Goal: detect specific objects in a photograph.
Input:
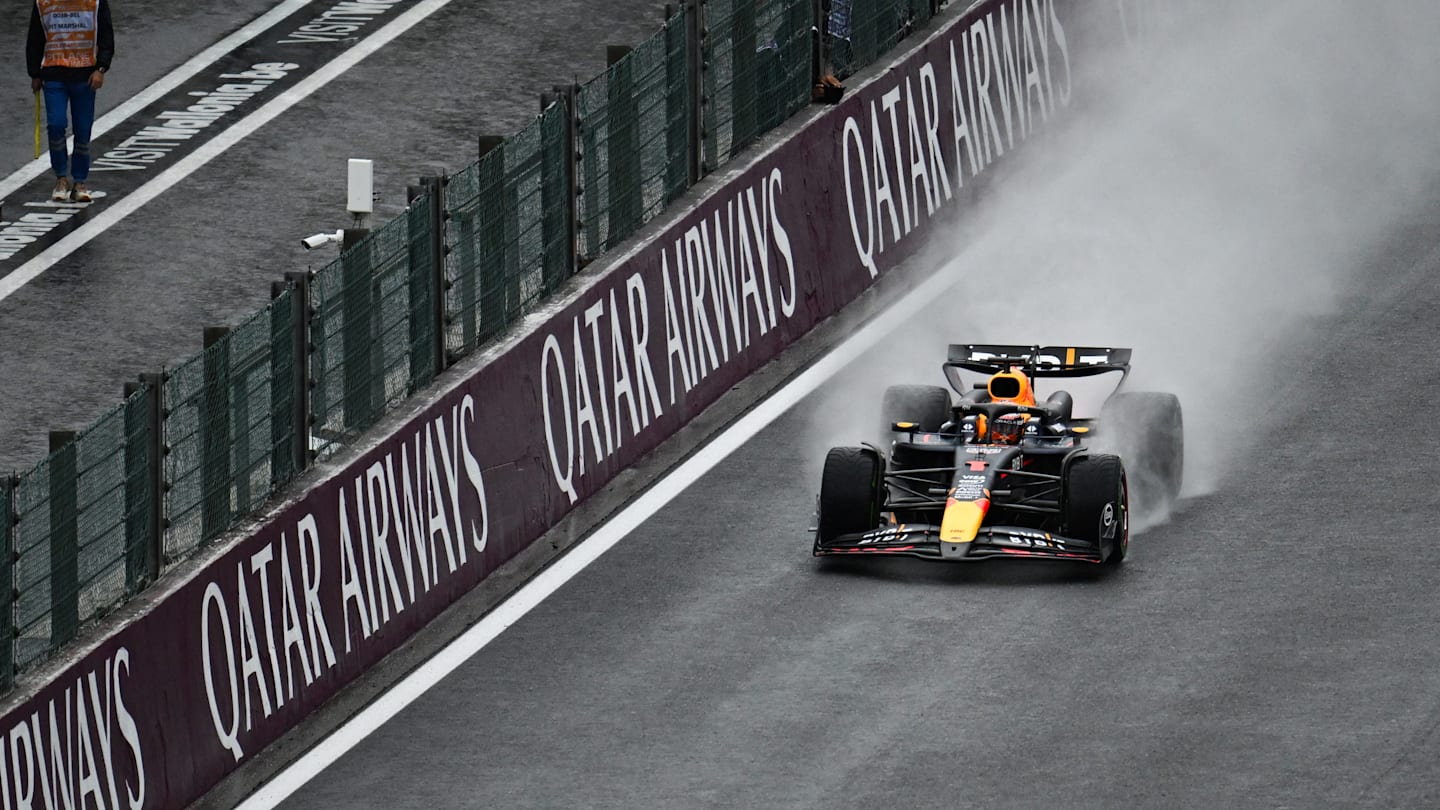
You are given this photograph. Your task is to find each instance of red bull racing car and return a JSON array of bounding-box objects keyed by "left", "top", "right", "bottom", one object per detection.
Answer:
[{"left": 813, "top": 344, "right": 1183, "bottom": 565}]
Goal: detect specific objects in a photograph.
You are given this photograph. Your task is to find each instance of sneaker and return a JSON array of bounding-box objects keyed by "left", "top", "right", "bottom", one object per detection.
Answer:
[
  {"left": 72, "top": 183, "right": 92, "bottom": 203},
  {"left": 51, "top": 178, "right": 71, "bottom": 202}
]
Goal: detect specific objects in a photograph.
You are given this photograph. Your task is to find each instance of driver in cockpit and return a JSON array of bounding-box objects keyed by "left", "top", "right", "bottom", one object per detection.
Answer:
[
  {"left": 955, "top": 367, "right": 1069, "bottom": 443},
  {"left": 984, "top": 368, "right": 1034, "bottom": 444}
]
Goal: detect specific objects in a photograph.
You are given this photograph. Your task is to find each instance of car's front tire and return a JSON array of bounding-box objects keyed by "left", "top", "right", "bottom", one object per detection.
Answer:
[
  {"left": 817, "top": 446, "right": 884, "bottom": 545},
  {"left": 1064, "top": 454, "right": 1128, "bottom": 564}
]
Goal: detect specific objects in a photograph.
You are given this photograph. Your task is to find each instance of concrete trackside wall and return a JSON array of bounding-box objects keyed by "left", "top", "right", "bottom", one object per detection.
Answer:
[{"left": 0, "top": 1, "right": 1153, "bottom": 806}]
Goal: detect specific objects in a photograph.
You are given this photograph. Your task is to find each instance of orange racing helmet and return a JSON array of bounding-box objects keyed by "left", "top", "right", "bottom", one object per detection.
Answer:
[{"left": 987, "top": 367, "right": 1036, "bottom": 406}]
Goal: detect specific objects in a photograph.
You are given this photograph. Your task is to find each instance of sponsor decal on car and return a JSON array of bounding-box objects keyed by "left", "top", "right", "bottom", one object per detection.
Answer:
[
  {"left": 950, "top": 473, "right": 987, "bottom": 501},
  {"left": 996, "top": 528, "right": 1068, "bottom": 549},
  {"left": 858, "top": 525, "right": 911, "bottom": 544}
]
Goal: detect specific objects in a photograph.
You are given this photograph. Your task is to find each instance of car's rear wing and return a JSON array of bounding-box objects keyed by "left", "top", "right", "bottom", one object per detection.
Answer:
[{"left": 946, "top": 344, "right": 1132, "bottom": 378}]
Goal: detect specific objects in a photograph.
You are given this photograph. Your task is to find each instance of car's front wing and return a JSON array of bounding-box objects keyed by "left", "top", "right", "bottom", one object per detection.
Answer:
[{"left": 814, "top": 524, "right": 1103, "bottom": 563}]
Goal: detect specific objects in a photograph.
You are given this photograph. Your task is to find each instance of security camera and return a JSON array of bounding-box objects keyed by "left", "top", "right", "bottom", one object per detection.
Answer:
[{"left": 300, "top": 230, "right": 345, "bottom": 250}]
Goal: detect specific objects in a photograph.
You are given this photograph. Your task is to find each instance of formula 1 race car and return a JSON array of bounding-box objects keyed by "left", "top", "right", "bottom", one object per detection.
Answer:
[{"left": 813, "top": 344, "right": 1183, "bottom": 564}]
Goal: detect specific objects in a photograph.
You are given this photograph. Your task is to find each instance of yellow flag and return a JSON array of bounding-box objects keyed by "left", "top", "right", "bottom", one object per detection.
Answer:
[{"left": 34, "top": 91, "right": 42, "bottom": 159}]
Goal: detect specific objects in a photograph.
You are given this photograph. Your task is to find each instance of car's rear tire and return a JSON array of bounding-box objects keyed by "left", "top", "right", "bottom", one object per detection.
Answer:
[
  {"left": 1065, "top": 454, "right": 1128, "bottom": 565},
  {"left": 817, "top": 447, "right": 884, "bottom": 544},
  {"left": 1100, "top": 392, "right": 1183, "bottom": 514},
  {"left": 881, "top": 385, "right": 951, "bottom": 435}
]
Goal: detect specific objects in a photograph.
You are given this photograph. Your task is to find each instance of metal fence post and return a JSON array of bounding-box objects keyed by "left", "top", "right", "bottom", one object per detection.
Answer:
[
  {"left": 282, "top": 273, "right": 312, "bottom": 477},
  {"left": 138, "top": 372, "right": 167, "bottom": 567},
  {"left": 427, "top": 176, "right": 448, "bottom": 375},
  {"left": 558, "top": 83, "right": 581, "bottom": 278},
  {"left": 813, "top": 0, "right": 826, "bottom": 83},
  {"left": 269, "top": 280, "right": 295, "bottom": 490},
  {"left": 269, "top": 280, "right": 299, "bottom": 491},
  {"left": 200, "top": 327, "right": 231, "bottom": 543},
  {"left": 122, "top": 379, "right": 161, "bottom": 591},
  {"left": 407, "top": 176, "right": 447, "bottom": 391},
  {"left": 47, "top": 430, "right": 78, "bottom": 646},
  {"left": 340, "top": 228, "right": 375, "bottom": 432},
  {"left": 0, "top": 475, "right": 15, "bottom": 693},
  {"left": 475, "top": 136, "right": 508, "bottom": 344}
]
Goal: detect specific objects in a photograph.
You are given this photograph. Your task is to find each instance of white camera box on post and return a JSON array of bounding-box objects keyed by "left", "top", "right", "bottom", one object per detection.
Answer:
[{"left": 347, "top": 158, "right": 374, "bottom": 216}]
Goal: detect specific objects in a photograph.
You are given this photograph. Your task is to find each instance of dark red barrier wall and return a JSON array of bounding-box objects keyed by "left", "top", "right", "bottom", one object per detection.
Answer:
[{"left": 0, "top": 1, "right": 1145, "bottom": 805}]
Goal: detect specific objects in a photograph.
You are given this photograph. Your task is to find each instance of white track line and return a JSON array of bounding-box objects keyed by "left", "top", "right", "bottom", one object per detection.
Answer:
[
  {"left": 235, "top": 262, "right": 960, "bottom": 808},
  {"left": 0, "top": 0, "right": 311, "bottom": 203},
  {"left": 0, "top": 0, "right": 460, "bottom": 303}
]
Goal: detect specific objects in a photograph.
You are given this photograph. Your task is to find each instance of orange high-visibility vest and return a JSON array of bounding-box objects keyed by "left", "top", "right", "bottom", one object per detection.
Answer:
[{"left": 36, "top": 0, "right": 100, "bottom": 70}]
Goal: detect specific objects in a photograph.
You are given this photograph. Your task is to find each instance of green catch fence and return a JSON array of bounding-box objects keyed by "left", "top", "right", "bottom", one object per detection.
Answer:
[
  {"left": 443, "top": 99, "right": 570, "bottom": 360},
  {"left": 701, "top": 0, "right": 814, "bottom": 171},
  {"left": 311, "top": 193, "right": 441, "bottom": 450},
  {"left": 577, "top": 7, "right": 692, "bottom": 260},
  {"left": 0, "top": 0, "right": 952, "bottom": 694},
  {"left": 10, "top": 387, "right": 153, "bottom": 671},
  {"left": 165, "top": 291, "right": 299, "bottom": 557},
  {"left": 826, "top": 0, "right": 935, "bottom": 78}
]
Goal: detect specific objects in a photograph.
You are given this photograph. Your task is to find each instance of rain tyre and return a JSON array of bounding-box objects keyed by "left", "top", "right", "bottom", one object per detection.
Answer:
[
  {"left": 881, "top": 385, "right": 951, "bottom": 434},
  {"left": 817, "top": 447, "right": 883, "bottom": 545},
  {"left": 1065, "top": 454, "right": 1128, "bottom": 565}
]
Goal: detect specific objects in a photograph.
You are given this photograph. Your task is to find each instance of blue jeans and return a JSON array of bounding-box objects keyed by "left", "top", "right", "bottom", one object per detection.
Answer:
[{"left": 43, "top": 80, "right": 97, "bottom": 184}]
